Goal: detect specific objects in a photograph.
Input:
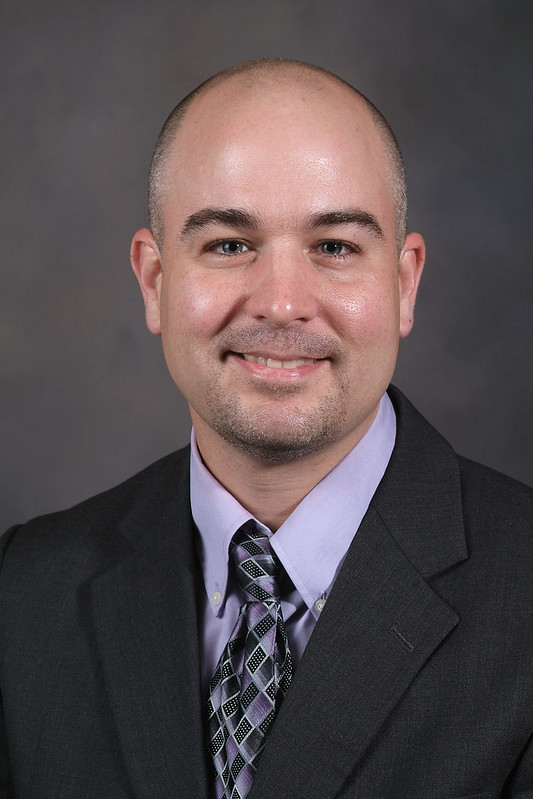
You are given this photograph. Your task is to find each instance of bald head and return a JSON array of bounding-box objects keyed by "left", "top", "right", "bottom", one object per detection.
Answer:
[{"left": 148, "top": 58, "right": 407, "bottom": 252}]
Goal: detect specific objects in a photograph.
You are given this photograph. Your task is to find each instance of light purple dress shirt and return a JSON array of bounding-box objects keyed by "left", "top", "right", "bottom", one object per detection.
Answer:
[{"left": 190, "top": 393, "right": 396, "bottom": 693}]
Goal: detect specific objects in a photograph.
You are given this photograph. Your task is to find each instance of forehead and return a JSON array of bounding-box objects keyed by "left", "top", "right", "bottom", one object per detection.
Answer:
[{"left": 162, "top": 76, "right": 395, "bottom": 234}]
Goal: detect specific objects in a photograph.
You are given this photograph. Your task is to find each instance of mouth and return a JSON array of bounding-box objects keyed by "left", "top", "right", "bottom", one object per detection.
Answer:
[{"left": 240, "top": 353, "right": 320, "bottom": 370}]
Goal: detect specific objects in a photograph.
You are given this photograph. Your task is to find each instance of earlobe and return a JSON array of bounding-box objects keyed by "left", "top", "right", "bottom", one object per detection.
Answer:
[
  {"left": 398, "top": 232, "right": 426, "bottom": 338},
  {"left": 130, "top": 228, "right": 163, "bottom": 336}
]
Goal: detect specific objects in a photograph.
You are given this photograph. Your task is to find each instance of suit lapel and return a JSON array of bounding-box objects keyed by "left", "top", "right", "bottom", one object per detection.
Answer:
[
  {"left": 249, "top": 509, "right": 460, "bottom": 799},
  {"left": 249, "top": 388, "right": 468, "bottom": 799},
  {"left": 89, "top": 450, "right": 209, "bottom": 798}
]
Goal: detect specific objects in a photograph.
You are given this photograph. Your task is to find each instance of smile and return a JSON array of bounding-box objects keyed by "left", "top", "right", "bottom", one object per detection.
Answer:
[{"left": 241, "top": 354, "right": 319, "bottom": 369}]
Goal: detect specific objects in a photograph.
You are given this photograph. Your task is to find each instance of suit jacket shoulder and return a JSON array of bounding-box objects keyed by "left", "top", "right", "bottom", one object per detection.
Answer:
[
  {"left": 457, "top": 453, "right": 532, "bottom": 532},
  {"left": 0, "top": 445, "right": 192, "bottom": 583}
]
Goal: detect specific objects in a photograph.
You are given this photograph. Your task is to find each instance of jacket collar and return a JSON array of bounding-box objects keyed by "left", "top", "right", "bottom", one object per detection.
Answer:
[{"left": 375, "top": 385, "right": 467, "bottom": 577}]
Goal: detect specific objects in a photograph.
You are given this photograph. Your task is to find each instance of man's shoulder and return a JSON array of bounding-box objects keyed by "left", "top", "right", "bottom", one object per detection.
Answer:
[
  {"left": 386, "top": 385, "right": 532, "bottom": 554},
  {"left": 0, "top": 446, "right": 191, "bottom": 577},
  {"left": 390, "top": 385, "right": 532, "bottom": 503},
  {"left": 457, "top": 454, "right": 533, "bottom": 532}
]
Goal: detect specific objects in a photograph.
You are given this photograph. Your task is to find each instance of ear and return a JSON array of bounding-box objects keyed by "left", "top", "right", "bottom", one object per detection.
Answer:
[
  {"left": 130, "top": 228, "right": 163, "bottom": 336},
  {"left": 398, "top": 232, "right": 426, "bottom": 338}
]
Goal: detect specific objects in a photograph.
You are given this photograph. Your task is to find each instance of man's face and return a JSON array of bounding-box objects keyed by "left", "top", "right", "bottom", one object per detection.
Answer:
[{"left": 132, "top": 78, "right": 424, "bottom": 464}]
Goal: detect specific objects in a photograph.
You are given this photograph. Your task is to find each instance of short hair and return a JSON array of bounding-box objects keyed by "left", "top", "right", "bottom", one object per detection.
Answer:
[{"left": 148, "top": 58, "right": 407, "bottom": 252}]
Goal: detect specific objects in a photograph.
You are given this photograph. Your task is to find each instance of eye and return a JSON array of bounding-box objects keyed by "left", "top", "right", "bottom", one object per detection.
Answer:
[
  {"left": 215, "top": 240, "right": 249, "bottom": 255},
  {"left": 319, "top": 241, "right": 350, "bottom": 256}
]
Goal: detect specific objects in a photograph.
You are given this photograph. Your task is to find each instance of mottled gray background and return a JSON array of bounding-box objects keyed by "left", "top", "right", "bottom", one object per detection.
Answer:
[{"left": 2, "top": 0, "right": 532, "bottom": 529}]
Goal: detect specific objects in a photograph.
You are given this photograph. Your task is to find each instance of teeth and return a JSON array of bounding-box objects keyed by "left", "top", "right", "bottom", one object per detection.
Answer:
[{"left": 242, "top": 354, "right": 316, "bottom": 369}]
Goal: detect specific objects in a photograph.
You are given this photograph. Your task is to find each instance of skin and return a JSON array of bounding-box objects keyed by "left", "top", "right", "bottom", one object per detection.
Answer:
[{"left": 131, "top": 71, "right": 425, "bottom": 531}]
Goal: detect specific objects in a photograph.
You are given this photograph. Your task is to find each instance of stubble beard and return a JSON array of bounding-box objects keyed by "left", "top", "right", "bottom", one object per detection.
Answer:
[
  {"left": 204, "top": 375, "right": 350, "bottom": 463},
  {"left": 191, "top": 323, "right": 356, "bottom": 462}
]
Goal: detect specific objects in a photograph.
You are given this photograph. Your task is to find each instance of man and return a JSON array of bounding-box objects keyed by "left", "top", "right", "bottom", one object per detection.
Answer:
[{"left": 0, "top": 59, "right": 531, "bottom": 798}]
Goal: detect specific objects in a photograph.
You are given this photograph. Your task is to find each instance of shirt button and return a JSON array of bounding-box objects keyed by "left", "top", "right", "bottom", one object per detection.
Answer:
[
  {"left": 212, "top": 591, "right": 222, "bottom": 606},
  {"left": 315, "top": 598, "right": 326, "bottom": 613}
]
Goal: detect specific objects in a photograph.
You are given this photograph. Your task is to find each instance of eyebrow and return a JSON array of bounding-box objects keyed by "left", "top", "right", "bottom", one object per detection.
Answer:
[
  {"left": 304, "top": 209, "right": 385, "bottom": 241},
  {"left": 180, "top": 208, "right": 260, "bottom": 238},
  {"left": 180, "top": 206, "right": 385, "bottom": 242}
]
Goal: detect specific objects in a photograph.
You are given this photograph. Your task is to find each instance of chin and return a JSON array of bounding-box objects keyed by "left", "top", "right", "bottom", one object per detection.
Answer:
[{"left": 211, "top": 411, "right": 346, "bottom": 464}]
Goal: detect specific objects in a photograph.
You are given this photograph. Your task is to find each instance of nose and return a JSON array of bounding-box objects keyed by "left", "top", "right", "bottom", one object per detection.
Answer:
[{"left": 245, "top": 245, "right": 318, "bottom": 326}]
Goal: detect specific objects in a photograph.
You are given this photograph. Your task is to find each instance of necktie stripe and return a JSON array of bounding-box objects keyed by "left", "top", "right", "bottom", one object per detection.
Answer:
[{"left": 207, "top": 520, "right": 293, "bottom": 799}]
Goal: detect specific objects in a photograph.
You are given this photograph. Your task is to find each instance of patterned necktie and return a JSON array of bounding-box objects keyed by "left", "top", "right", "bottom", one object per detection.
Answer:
[{"left": 207, "top": 520, "right": 293, "bottom": 799}]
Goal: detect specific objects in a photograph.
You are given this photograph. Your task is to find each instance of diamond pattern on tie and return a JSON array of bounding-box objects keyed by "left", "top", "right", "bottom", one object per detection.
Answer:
[{"left": 207, "top": 520, "right": 293, "bottom": 799}]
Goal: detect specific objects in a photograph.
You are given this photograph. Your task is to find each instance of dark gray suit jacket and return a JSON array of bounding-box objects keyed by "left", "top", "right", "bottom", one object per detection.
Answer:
[{"left": 0, "top": 388, "right": 532, "bottom": 798}]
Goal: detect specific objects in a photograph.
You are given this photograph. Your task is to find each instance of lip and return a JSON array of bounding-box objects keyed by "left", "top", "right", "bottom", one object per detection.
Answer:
[
  {"left": 227, "top": 351, "right": 327, "bottom": 379},
  {"left": 242, "top": 353, "right": 319, "bottom": 369}
]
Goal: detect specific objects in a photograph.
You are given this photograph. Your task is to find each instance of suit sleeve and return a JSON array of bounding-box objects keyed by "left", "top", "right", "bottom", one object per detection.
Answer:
[
  {"left": 0, "top": 527, "right": 20, "bottom": 798},
  {"left": 0, "top": 696, "right": 14, "bottom": 798},
  {"left": 503, "top": 731, "right": 533, "bottom": 797}
]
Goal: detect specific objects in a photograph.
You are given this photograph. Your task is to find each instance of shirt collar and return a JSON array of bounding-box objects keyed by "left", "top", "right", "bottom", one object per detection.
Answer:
[{"left": 190, "top": 393, "right": 396, "bottom": 617}]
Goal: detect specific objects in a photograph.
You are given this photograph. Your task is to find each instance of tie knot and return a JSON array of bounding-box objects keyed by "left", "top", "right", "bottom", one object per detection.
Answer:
[{"left": 231, "top": 521, "right": 281, "bottom": 604}]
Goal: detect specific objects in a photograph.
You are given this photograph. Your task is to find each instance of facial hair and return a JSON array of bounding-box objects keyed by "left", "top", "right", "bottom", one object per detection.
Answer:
[{"left": 204, "top": 324, "right": 350, "bottom": 462}]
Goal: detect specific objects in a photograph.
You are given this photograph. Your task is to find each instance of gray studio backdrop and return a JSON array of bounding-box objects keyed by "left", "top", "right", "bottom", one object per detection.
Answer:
[{"left": 2, "top": 0, "right": 532, "bottom": 530}]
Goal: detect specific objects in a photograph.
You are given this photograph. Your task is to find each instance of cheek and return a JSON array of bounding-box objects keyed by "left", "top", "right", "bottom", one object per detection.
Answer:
[
  {"left": 160, "top": 272, "right": 236, "bottom": 343},
  {"left": 326, "top": 279, "right": 400, "bottom": 343}
]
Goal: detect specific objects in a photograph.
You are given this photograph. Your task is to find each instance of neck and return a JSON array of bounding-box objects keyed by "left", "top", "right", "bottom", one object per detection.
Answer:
[{"left": 192, "top": 413, "right": 377, "bottom": 532}]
